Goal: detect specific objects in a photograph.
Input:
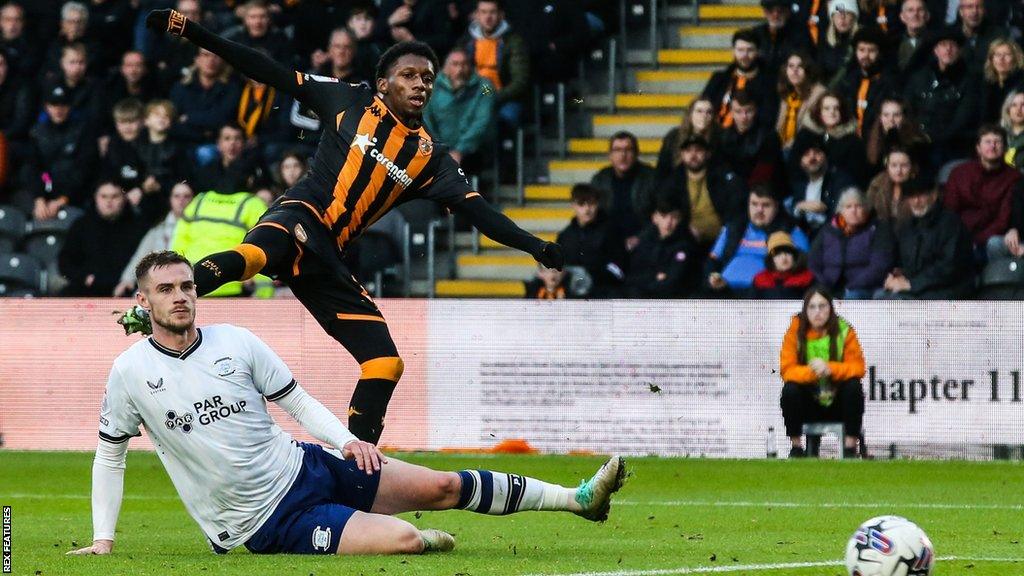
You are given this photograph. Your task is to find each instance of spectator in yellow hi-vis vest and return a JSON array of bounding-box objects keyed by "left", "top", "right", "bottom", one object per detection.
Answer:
[
  {"left": 779, "top": 286, "right": 866, "bottom": 458},
  {"left": 171, "top": 187, "right": 271, "bottom": 297}
]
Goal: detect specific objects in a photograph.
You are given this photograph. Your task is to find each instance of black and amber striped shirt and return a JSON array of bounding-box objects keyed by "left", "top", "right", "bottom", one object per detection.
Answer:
[{"left": 282, "top": 74, "right": 475, "bottom": 252}]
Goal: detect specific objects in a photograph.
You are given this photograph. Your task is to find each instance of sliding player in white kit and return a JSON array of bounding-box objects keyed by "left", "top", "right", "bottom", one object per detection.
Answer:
[{"left": 68, "top": 251, "right": 626, "bottom": 556}]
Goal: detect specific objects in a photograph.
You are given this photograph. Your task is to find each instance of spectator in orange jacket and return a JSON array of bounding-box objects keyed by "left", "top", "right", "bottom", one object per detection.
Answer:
[{"left": 779, "top": 286, "right": 866, "bottom": 457}]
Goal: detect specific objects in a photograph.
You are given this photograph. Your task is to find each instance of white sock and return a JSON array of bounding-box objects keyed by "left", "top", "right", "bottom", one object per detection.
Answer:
[{"left": 456, "top": 470, "right": 578, "bottom": 515}]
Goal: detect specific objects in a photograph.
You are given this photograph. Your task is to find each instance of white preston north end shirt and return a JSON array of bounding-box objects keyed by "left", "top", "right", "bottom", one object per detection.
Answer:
[{"left": 98, "top": 324, "right": 305, "bottom": 550}]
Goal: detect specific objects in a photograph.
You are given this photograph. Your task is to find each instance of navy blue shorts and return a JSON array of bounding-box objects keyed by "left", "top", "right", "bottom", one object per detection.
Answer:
[{"left": 244, "top": 442, "right": 381, "bottom": 554}]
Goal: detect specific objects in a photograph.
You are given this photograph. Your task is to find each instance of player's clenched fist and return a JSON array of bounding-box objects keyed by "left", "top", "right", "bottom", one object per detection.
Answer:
[
  {"left": 145, "top": 9, "right": 188, "bottom": 36},
  {"left": 536, "top": 241, "right": 565, "bottom": 271},
  {"left": 342, "top": 439, "right": 388, "bottom": 474}
]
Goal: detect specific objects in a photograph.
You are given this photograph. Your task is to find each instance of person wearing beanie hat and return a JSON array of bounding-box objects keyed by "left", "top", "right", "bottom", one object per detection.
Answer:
[
  {"left": 752, "top": 231, "right": 815, "bottom": 298},
  {"left": 751, "top": 0, "right": 813, "bottom": 81},
  {"left": 904, "top": 21, "right": 979, "bottom": 167},
  {"left": 818, "top": 0, "right": 860, "bottom": 81},
  {"left": 878, "top": 175, "right": 975, "bottom": 299},
  {"left": 831, "top": 26, "right": 897, "bottom": 137}
]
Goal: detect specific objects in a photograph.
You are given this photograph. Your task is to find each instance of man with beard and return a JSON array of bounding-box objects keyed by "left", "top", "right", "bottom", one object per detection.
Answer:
[
  {"left": 73, "top": 251, "right": 625, "bottom": 556},
  {"left": 138, "top": 8, "right": 562, "bottom": 445},
  {"left": 831, "top": 27, "right": 897, "bottom": 136},
  {"left": 702, "top": 29, "right": 776, "bottom": 128}
]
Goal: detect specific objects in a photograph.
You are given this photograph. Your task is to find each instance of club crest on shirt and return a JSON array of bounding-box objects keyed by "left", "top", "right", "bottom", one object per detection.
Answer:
[
  {"left": 214, "top": 357, "right": 235, "bottom": 377},
  {"left": 294, "top": 223, "right": 308, "bottom": 244},
  {"left": 418, "top": 138, "right": 433, "bottom": 156},
  {"left": 312, "top": 525, "right": 332, "bottom": 551}
]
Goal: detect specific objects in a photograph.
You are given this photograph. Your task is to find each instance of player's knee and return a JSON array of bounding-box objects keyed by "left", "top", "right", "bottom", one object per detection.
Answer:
[
  {"left": 360, "top": 356, "right": 404, "bottom": 383},
  {"left": 432, "top": 472, "right": 462, "bottom": 507},
  {"left": 393, "top": 523, "right": 425, "bottom": 554}
]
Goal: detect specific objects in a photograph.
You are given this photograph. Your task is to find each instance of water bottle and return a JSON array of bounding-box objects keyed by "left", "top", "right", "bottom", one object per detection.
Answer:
[
  {"left": 766, "top": 426, "right": 778, "bottom": 458},
  {"left": 818, "top": 377, "right": 834, "bottom": 408}
]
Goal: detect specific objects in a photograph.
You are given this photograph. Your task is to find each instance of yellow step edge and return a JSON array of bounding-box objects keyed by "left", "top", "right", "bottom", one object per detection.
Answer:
[
  {"left": 593, "top": 114, "right": 680, "bottom": 126},
  {"left": 679, "top": 25, "right": 741, "bottom": 35},
  {"left": 481, "top": 231, "right": 558, "bottom": 248},
  {"left": 503, "top": 207, "right": 575, "bottom": 220},
  {"left": 548, "top": 160, "right": 605, "bottom": 170},
  {"left": 698, "top": 5, "right": 763, "bottom": 19},
  {"left": 615, "top": 94, "right": 695, "bottom": 108},
  {"left": 435, "top": 280, "right": 525, "bottom": 297},
  {"left": 658, "top": 49, "right": 733, "bottom": 65},
  {"left": 458, "top": 254, "right": 538, "bottom": 266},
  {"left": 569, "top": 138, "right": 662, "bottom": 154},
  {"left": 525, "top": 185, "right": 573, "bottom": 200},
  {"left": 635, "top": 70, "right": 712, "bottom": 81}
]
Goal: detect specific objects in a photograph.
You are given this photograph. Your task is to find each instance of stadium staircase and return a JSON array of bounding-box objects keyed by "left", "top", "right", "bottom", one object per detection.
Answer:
[{"left": 433, "top": 0, "right": 764, "bottom": 298}]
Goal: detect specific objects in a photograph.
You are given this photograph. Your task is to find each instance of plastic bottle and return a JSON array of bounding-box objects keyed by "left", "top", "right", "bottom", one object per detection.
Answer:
[{"left": 766, "top": 426, "right": 778, "bottom": 458}]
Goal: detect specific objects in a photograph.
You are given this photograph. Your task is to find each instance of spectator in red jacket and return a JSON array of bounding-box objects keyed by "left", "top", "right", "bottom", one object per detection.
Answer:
[
  {"left": 943, "top": 124, "right": 1023, "bottom": 264},
  {"left": 752, "top": 230, "right": 815, "bottom": 298}
]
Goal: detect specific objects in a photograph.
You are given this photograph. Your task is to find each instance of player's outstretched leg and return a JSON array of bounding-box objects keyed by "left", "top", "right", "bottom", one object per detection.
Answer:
[
  {"left": 336, "top": 511, "right": 454, "bottom": 554},
  {"left": 193, "top": 223, "right": 293, "bottom": 296},
  {"left": 371, "top": 455, "right": 627, "bottom": 522}
]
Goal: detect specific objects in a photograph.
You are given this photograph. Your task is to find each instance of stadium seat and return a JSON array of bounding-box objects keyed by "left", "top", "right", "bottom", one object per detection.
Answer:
[
  {"left": 28, "top": 205, "right": 84, "bottom": 235},
  {"left": 0, "top": 283, "right": 37, "bottom": 297},
  {"left": 802, "top": 422, "right": 845, "bottom": 459},
  {"left": 0, "top": 252, "right": 43, "bottom": 294},
  {"left": 0, "top": 204, "right": 27, "bottom": 248},
  {"left": 22, "top": 233, "right": 64, "bottom": 267}
]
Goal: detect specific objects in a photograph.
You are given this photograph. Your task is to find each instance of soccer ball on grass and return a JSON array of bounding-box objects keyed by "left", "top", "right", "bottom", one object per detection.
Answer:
[{"left": 845, "top": 515, "right": 934, "bottom": 576}]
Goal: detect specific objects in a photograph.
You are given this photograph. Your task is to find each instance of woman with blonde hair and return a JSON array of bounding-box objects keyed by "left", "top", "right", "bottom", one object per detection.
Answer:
[
  {"left": 817, "top": 0, "right": 860, "bottom": 81},
  {"left": 655, "top": 98, "right": 720, "bottom": 178},
  {"left": 776, "top": 51, "right": 826, "bottom": 152},
  {"left": 779, "top": 286, "right": 866, "bottom": 458},
  {"left": 981, "top": 39, "right": 1024, "bottom": 124},
  {"left": 1002, "top": 91, "right": 1024, "bottom": 165}
]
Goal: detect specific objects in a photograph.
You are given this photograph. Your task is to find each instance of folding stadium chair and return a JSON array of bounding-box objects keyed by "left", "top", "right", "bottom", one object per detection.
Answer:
[
  {"left": 0, "top": 252, "right": 42, "bottom": 295},
  {"left": 22, "top": 233, "right": 64, "bottom": 269},
  {"left": 0, "top": 204, "right": 27, "bottom": 248}
]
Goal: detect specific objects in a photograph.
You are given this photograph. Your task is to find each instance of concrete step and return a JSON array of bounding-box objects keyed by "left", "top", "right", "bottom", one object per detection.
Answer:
[
  {"left": 435, "top": 279, "right": 526, "bottom": 298},
  {"left": 592, "top": 114, "right": 679, "bottom": 138},
  {"left": 616, "top": 93, "right": 695, "bottom": 109},
  {"left": 502, "top": 206, "right": 574, "bottom": 231},
  {"left": 569, "top": 137, "right": 662, "bottom": 154},
  {"left": 678, "top": 25, "right": 740, "bottom": 48},
  {"left": 635, "top": 69, "right": 711, "bottom": 94},
  {"left": 481, "top": 230, "right": 557, "bottom": 249},
  {"left": 547, "top": 159, "right": 606, "bottom": 184},
  {"left": 698, "top": 4, "right": 762, "bottom": 21},
  {"left": 525, "top": 184, "right": 573, "bottom": 201},
  {"left": 658, "top": 48, "right": 732, "bottom": 65},
  {"left": 456, "top": 252, "right": 538, "bottom": 280}
]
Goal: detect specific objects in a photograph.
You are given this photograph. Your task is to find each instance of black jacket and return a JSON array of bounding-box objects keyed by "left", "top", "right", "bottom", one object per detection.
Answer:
[
  {"left": 136, "top": 135, "right": 190, "bottom": 195},
  {"left": 625, "top": 225, "right": 701, "bottom": 298},
  {"left": 26, "top": 117, "right": 97, "bottom": 206},
  {"left": 101, "top": 134, "right": 144, "bottom": 191},
  {"left": 831, "top": 65, "right": 899, "bottom": 136},
  {"left": 0, "top": 75, "right": 35, "bottom": 141},
  {"left": 749, "top": 21, "right": 814, "bottom": 82},
  {"left": 893, "top": 202, "right": 975, "bottom": 299},
  {"left": 903, "top": 58, "right": 979, "bottom": 157},
  {"left": 701, "top": 64, "right": 778, "bottom": 127},
  {"left": 58, "top": 206, "right": 148, "bottom": 296},
  {"left": 556, "top": 210, "right": 626, "bottom": 296},
  {"left": 718, "top": 123, "right": 785, "bottom": 189},
  {"left": 190, "top": 152, "right": 266, "bottom": 194},
  {"left": 785, "top": 165, "right": 858, "bottom": 236},
  {"left": 980, "top": 70, "right": 1024, "bottom": 126}
]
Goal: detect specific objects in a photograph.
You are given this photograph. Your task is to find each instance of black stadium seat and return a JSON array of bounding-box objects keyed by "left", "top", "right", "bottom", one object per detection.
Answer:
[
  {"left": 0, "top": 205, "right": 27, "bottom": 248},
  {"left": 0, "top": 253, "right": 42, "bottom": 295},
  {"left": 28, "top": 205, "right": 84, "bottom": 236},
  {"left": 23, "top": 233, "right": 64, "bottom": 267}
]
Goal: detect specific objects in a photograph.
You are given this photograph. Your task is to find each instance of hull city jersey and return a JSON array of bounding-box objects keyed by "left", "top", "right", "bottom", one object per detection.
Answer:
[
  {"left": 98, "top": 324, "right": 304, "bottom": 550},
  {"left": 282, "top": 76, "right": 477, "bottom": 252}
]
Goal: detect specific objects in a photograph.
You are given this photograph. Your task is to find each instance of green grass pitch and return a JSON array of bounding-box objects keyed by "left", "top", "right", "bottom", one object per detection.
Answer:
[{"left": 2, "top": 451, "right": 1023, "bottom": 575}]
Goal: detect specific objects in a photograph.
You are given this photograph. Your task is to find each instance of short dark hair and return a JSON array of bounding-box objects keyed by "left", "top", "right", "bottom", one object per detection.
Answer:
[
  {"left": 135, "top": 250, "right": 192, "bottom": 286},
  {"left": 750, "top": 183, "right": 778, "bottom": 201},
  {"left": 609, "top": 130, "right": 639, "bottom": 152},
  {"left": 218, "top": 123, "right": 244, "bottom": 138},
  {"left": 348, "top": 1, "right": 378, "bottom": 18},
  {"left": 570, "top": 183, "right": 602, "bottom": 204},
  {"left": 977, "top": 123, "right": 1008, "bottom": 147},
  {"left": 732, "top": 28, "right": 759, "bottom": 49},
  {"left": 476, "top": 0, "right": 504, "bottom": 9},
  {"left": 376, "top": 41, "right": 440, "bottom": 81},
  {"left": 653, "top": 197, "right": 683, "bottom": 215},
  {"left": 730, "top": 90, "right": 758, "bottom": 109}
]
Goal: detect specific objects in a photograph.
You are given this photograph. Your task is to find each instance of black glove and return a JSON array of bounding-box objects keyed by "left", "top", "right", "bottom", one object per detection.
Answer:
[
  {"left": 146, "top": 9, "right": 188, "bottom": 36},
  {"left": 535, "top": 242, "right": 564, "bottom": 271}
]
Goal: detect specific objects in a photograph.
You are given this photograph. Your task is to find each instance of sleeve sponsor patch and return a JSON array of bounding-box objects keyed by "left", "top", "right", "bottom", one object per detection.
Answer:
[{"left": 304, "top": 73, "right": 340, "bottom": 83}]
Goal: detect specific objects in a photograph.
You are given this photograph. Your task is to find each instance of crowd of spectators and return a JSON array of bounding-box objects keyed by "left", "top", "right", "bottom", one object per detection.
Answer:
[
  {"left": 0, "top": 0, "right": 607, "bottom": 296},
  {"left": 534, "top": 0, "right": 1024, "bottom": 300}
]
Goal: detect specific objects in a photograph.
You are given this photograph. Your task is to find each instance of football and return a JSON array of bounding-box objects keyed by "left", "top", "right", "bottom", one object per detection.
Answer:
[{"left": 845, "top": 515, "right": 934, "bottom": 576}]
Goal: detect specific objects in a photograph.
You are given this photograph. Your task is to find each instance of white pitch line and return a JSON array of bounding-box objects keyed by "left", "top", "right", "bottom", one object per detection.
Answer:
[
  {"left": 521, "top": 556, "right": 1024, "bottom": 576},
  {"left": 0, "top": 493, "right": 178, "bottom": 500},
  {"left": 617, "top": 500, "right": 1024, "bottom": 511}
]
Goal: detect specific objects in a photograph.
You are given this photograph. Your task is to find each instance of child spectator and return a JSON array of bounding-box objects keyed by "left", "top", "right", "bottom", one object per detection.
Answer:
[
  {"left": 136, "top": 99, "right": 189, "bottom": 200},
  {"left": 524, "top": 263, "right": 568, "bottom": 299},
  {"left": 555, "top": 184, "right": 626, "bottom": 298},
  {"left": 624, "top": 199, "right": 701, "bottom": 298},
  {"left": 752, "top": 231, "right": 815, "bottom": 298}
]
